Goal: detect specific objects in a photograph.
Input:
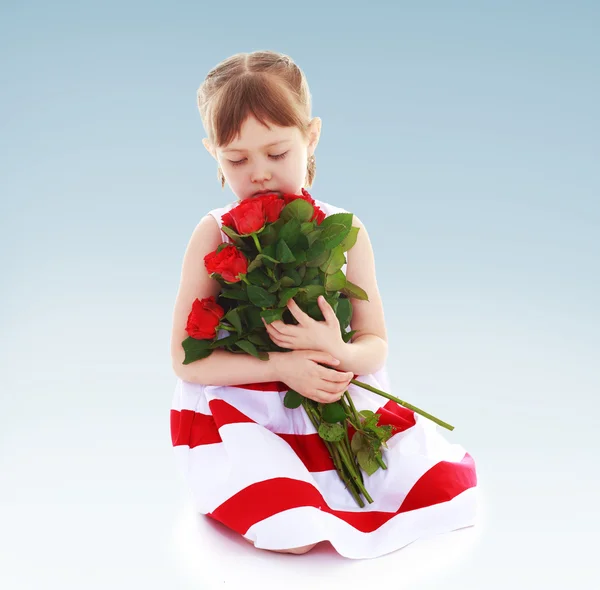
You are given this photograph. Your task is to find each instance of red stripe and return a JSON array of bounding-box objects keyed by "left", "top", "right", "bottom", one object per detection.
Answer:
[
  {"left": 170, "top": 398, "right": 416, "bottom": 471},
  {"left": 399, "top": 453, "right": 477, "bottom": 513},
  {"left": 170, "top": 409, "right": 222, "bottom": 446},
  {"left": 277, "top": 433, "right": 335, "bottom": 472},
  {"left": 209, "top": 453, "right": 476, "bottom": 535}
]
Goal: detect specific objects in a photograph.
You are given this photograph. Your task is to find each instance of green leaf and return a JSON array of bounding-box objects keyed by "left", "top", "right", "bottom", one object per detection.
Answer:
[
  {"left": 318, "top": 422, "right": 346, "bottom": 442},
  {"left": 182, "top": 337, "right": 213, "bottom": 364},
  {"left": 340, "top": 280, "right": 369, "bottom": 301},
  {"left": 357, "top": 448, "right": 380, "bottom": 476},
  {"left": 321, "top": 401, "right": 347, "bottom": 423},
  {"left": 301, "top": 267, "right": 319, "bottom": 284},
  {"left": 320, "top": 246, "right": 346, "bottom": 274},
  {"left": 342, "top": 329, "right": 358, "bottom": 343},
  {"left": 320, "top": 223, "right": 350, "bottom": 250},
  {"left": 287, "top": 248, "right": 306, "bottom": 266},
  {"left": 279, "top": 217, "right": 301, "bottom": 248},
  {"left": 220, "top": 225, "right": 246, "bottom": 247},
  {"left": 283, "top": 389, "right": 303, "bottom": 409},
  {"left": 351, "top": 431, "right": 368, "bottom": 454},
  {"left": 325, "top": 270, "right": 347, "bottom": 291},
  {"left": 235, "top": 339, "right": 262, "bottom": 358},
  {"left": 247, "top": 332, "right": 270, "bottom": 346},
  {"left": 301, "top": 284, "right": 326, "bottom": 302},
  {"left": 278, "top": 287, "right": 300, "bottom": 307},
  {"left": 280, "top": 269, "right": 303, "bottom": 287},
  {"left": 247, "top": 284, "right": 277, "bottom": 307},
  {"left": 281, "top": 198, "right": 314, "bottom": 223},
  {"left": 296, "top": 233, "right": 309, "bottom": 250},
  {"left": 305, "top": 301, "right": 323, "bottom": 321},
  {"left": 209, "top": 333, "right": 239, "bottom": 348},
  {"left": 261, "top": 243, "right": 278, "bottom": 269},
  {"left": 246, "top": 268, "right": 271, "bottom": 287},
  {"left": 245, "top": 307, "right": 265, "bottom": 330},
  {"left": 246, "top": 256, "right": 264, "bottom": 273},
  {"left": 276, "top": 239, "right": 296, "bottom": 263},
  {"left": 260, "top": 307, "right": 285, "bottom": 324},
  {"left": 305, "top": 228, "right": 321, "bottom": 247},
  {"left": 220, "top": 289, "right": 249, "bottom": 302},
  {"left": 339, "top": 225, "right": 359, "bottom": 252},
  {"left": 335, "top": 297, "right": 352, "bottom": 328},
  {"left": 267, "top": 279, "right": 282, "bottom": 293},
  {"left": 306, "top": 249, "right": 329, "bottom": 268},
  {"left": 258, "top": 223, "right": 278, "bottom": 246},
  {"left": 318, "top": 212, "right": 353, "bottom": 231},
  {"left": 224, "top": 308, "right": 242, "bottom": 335},
  {"left": 306, "top": 239, "right": 326, "bottom": 261},
  {"left": 300, "top": 221, "right": 315, "bottom": 234}
]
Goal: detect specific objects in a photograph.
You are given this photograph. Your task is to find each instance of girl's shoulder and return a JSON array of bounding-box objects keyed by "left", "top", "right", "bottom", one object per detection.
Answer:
[{"left": 206, "top": 200, "right": 237, "bottom": 228}]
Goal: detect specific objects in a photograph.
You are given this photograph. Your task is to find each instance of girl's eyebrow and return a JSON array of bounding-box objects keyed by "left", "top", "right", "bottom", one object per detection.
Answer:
[{"left": 223, "top": 140, "right": 288, "bottom": 153}]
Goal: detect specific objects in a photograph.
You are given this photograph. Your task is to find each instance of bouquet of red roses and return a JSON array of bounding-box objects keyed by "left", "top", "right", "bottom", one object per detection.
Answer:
[{"left": 181, "top": 189, "right": 453, "bottom": 507}]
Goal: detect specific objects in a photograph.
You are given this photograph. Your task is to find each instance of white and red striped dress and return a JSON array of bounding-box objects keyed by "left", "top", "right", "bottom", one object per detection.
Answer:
[{"left": 170, "top": 198, "right": 478, "bottom": 559}]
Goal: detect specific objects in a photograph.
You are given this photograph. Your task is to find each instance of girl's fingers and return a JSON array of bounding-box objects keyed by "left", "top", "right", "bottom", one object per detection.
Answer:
[
  {"left": 318, "top": 366, "right": 353, "bottom": 382},
  {"left": 287, "top": 298, "right": 311, "bottom": 324},
  {"left": 262, "top": 317, "right": 285, "bottom": 334},
  {"left": 315, "top": 389, "right": 344, "bottom": 403}
]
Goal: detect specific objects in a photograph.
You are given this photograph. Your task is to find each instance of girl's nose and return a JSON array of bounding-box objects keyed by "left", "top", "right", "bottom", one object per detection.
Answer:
[{"left": 251, "top": 166, "right": 272, "bottom": 183}]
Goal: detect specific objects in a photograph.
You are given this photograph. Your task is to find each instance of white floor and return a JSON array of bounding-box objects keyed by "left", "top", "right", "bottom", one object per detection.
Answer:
[{"left": 1, "top": 371, "right": 597, "bottom": 590}]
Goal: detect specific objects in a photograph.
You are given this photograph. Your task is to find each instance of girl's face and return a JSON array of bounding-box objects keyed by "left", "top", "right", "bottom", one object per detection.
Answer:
[{"left": 203, "top": 115, "right": 321, "bottom": 202}]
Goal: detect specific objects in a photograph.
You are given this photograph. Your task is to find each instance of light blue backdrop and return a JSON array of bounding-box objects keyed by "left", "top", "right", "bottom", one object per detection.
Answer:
[{"left": 1, "top": 1, "right": 598, "bottom": 588}]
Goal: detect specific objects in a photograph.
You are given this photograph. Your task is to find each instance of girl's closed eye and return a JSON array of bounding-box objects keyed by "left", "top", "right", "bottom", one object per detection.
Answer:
[{"left": 229, "top": 151, "right": 289, "bottom": 166}]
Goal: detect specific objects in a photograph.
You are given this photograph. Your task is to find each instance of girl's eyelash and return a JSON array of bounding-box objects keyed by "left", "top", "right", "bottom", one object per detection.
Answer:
[{"left": 229, "top": 151, "right": 289, "bottom": 166}]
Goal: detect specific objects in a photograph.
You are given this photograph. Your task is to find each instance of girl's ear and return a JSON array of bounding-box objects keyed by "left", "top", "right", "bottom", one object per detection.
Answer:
[
  {"left": 308, "top": 117, "right": 322, "bottom": 154},
  {"left": 202, "top": 138, "right": 217, "bottom": 160}
]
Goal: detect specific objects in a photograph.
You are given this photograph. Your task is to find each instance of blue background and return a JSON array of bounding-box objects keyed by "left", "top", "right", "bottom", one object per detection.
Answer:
[{"left": 1, "top": 1, "right": 598, "bottom": 588}]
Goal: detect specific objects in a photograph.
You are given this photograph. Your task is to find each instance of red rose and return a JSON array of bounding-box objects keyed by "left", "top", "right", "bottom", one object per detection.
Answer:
[
  {"left": 221, "top": 210, "right": 235, "bottom": 229},
  {"left": 260, "top": 193, "right": 286, "bottom": 222},
  {"left": 282, "top": 189, "right": 325, "bottom": 224},
  {"left": 222, "top": 198, "right": 265, "bottom": 235},
  {"left": 185, "top": 296, "right": 224, "bottom": 340},
  {"left": 313, "top": 206, "right": 326, "bottom": 225},
  {"left": 204, "top": 243, "right": 248, "bottom": 282}
]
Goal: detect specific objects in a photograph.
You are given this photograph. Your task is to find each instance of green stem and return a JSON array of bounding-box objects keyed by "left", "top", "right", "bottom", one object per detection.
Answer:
[
  {"left": 376, "top": 454, "right": 388, "bottom": 470},
  {"left": 350, "top": 379, "right": 455, "bottom": 431},
  {"left": 303, "top": 402, "right": 365, "bottom": 508},
  {"left": 343, "top": 391, "right": 362, "bottom": 425},
  {"left": 337, "top": 438, "right": 374, "bottom": 504},
  {"left": 251, "top": 232, "right": 262, "bottom": 253},
  {"left": 343, "top": 424, "right": 364, "bottom": 486},
  {"left": 331, "top": 443, "right": 364, "bottom": 508}
]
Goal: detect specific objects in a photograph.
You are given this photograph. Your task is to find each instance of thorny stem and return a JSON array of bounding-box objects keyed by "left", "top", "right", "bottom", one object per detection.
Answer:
[{"left": 350, "top": 379, "right": 455, "bottom": 431}]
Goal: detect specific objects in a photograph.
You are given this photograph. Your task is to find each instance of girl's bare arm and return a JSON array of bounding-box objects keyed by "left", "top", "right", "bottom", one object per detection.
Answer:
[
  {"left": 332, "top": 214, "right": 389, "bottom": 375},
  {"left": 169, "top": 215, "right": 338, "bottom": 387}
]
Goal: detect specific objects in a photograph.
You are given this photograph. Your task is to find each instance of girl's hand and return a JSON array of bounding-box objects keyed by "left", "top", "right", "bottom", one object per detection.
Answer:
[
  {"left": 271, "top": 349, "right": 354, "bottom": 404},
  {"left": 262, "top": 296, "right": 345, "bottom": 358}
]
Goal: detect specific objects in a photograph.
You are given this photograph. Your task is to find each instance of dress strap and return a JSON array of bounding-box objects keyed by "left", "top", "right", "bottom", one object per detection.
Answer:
[{"left": 207, "top": 201, "right": 237, "bottom": 243}]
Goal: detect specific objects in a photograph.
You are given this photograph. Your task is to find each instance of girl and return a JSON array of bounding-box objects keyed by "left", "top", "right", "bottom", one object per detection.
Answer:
[{"left": 170, "top": 50, "right": 478, "bottom": 559}]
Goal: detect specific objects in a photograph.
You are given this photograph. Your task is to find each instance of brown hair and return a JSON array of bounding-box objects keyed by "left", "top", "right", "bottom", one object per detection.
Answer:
[{"left": 197, "top": 51, "right": 316, "bottom": 187}]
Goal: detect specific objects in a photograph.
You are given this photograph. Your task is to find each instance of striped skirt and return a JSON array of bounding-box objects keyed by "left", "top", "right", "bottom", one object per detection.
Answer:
[{"left": 170, "top": 366, "right": 478, "bottom": 559}]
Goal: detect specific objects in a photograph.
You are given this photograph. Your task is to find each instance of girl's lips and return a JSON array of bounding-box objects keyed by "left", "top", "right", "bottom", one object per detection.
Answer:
[{"left": 254, "top": 190, "right": 280, "bottom": 196}]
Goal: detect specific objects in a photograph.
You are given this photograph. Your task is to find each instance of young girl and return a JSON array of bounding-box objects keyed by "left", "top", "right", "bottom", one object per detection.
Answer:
[{"left": 170, "top": 50, "right": 478, "bottom": 559}]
